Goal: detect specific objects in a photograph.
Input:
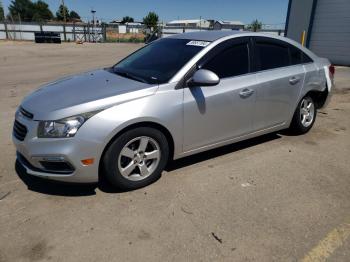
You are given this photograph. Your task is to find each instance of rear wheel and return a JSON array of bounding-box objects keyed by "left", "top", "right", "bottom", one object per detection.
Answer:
[
  {"left": 289, "top": 95, "right": 316, "bottom": 134},
  {"left": 103, "top": 127, "right": 169, "bottom": 190}
]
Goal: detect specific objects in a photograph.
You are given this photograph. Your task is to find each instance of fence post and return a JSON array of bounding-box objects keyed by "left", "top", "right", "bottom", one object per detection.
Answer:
[
  {"left": 301, "top": 30, "right": 306, "bottom": 46},
  {"left": 102, "top": 24, "right": 107, "bottom": 42},
  {"left": 63, "top": 23, "right": 67, "bottom": 42},
  {"left": 83, "top": 25, "right": 86, "bottom": 42},
  {"left": 4, "top": 20, "right": 9, "bottom": 40},
  {"left": 73, "top": 22, "right": 76, "bottom": 41},
  {"left": 87, "top": 23, "right": 91, "bottom": 42}
]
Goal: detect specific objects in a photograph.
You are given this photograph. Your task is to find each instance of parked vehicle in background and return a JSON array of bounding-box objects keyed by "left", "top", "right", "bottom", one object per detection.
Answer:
[{"left": 13, "top": 31, "right": 334, "bottom": 190}]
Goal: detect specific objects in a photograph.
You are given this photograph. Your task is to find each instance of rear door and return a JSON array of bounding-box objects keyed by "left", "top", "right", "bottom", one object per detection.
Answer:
[
  {"left": 252, "top": 37, "right": 305, "bottom": 131},
  {"left": 183, "top": 37, "right": 259, "bottom": 151}
]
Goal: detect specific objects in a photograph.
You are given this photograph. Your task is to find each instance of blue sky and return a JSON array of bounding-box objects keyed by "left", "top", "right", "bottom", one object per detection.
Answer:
[{"left": 3, "top": 0, "right": 289, "bottom": 26}]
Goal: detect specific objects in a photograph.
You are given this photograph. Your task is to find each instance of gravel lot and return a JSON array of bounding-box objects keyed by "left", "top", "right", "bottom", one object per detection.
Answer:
[{"left": 0, "top": 41, "right": 349, "bottom": 262}]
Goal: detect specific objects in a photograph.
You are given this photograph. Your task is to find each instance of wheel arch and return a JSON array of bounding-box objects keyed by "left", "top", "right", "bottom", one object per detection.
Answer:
[
  {"left": 304, "top": 88, "right": 329, "bottom": 109},
  {"left": 98, "top": 121, "right": 175, "bottom": 178}
]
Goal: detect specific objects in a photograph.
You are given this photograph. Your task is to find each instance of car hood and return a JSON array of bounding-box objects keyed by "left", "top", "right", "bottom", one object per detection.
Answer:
[{"left": 21, "top": 69, "right": 157, "bottom": 120}]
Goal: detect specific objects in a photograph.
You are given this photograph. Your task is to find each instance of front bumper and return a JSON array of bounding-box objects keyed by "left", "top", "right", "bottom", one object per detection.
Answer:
[{"left": 12, "top": 115, "right": 100, "bottom": 183}]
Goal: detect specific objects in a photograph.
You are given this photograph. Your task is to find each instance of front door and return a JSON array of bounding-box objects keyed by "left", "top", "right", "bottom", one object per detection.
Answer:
[{"left": 183, "top": 37, "right": 259, "bottom": 152}]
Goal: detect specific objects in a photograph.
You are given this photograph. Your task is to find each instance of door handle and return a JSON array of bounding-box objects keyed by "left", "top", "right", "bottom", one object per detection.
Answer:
[
  {"left": 239, "top": 88, "right": 254, "bottom": 98},
  {"left": 289, "top": 76, "right": 301, "bottom": 85}
]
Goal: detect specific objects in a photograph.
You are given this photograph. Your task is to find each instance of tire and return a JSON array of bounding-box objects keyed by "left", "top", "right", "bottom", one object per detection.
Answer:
[
  {"left": 103, "top": 127, "right": 169, "bottom": 190},
  {"left": 289, "top": 95, "right": 317, "bottom": 134}
]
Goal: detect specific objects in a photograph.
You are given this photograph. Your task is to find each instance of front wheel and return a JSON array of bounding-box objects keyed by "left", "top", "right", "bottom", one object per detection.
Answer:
[
  {"left": 103, "top": 127, "right": 169, "bottom": 190},
  {"left": 289, "top": 95, "right": 317, "bottom": 134}
]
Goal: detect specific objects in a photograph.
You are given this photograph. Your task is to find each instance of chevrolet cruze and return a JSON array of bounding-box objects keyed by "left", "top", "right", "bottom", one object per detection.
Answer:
[{"left": 13, "top": 31, "right": 334, "bottom": 190}]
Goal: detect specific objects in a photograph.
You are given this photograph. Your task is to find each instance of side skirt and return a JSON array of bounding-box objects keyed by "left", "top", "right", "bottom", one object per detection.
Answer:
[{"left": 174, "top": 123, "right": 288, "bottom": 160}]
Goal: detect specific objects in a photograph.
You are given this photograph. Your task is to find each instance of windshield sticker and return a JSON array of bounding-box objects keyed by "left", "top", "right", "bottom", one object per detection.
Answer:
[{"left": 186, "top": 40, "right": 210, "bottom": 47}]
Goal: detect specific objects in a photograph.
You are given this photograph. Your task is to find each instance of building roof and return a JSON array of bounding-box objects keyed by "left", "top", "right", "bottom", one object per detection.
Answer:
[
  {"left": 167, "top": 19, "right": 208, "bottom": 24},
  {"left": 110, "top": 20, "right": 122, "bottom": 24},
  {"left": 215, "top": 20, "right": 244, "bottom": 25},
  {"left": 109, "top": 20, "right": 143, "bottom": 25},
  {"left": 168, "top": 30, "right": 248, "bottom": 41},
  {"left": 125, "top": 22, "right": 142, "bottom": 26}
]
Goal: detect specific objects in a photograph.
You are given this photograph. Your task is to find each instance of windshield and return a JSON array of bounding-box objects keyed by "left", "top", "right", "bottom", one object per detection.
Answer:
[{"left": 113, "top": 38, "right": 208, "bottom": 84}]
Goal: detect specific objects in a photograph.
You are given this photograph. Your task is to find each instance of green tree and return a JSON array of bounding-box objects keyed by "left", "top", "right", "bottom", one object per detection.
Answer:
[
  {"left": 8, "top": 0, "right": 35, "bottom": 21},
  {"left": 69, "top": 10, "right": 80, "bottom": 21},
  {"left": 56, "top": 4, "right": 68, "bottom": 21},
  {"left": 8, "top": 0, "right": 53, "bottom": 22},
  {"left": 0, "top": 1, "right": 4, "bottom": 21},
  {"left": 121, "top": 16, "right": 134, "bottom": 24},
  {"left": 248, "top": 19, "right": 262, "bottom": 32},
  {"left": 32, "top": 0, "right": 53, "bottom": 22},
  {"left": 143, "top": 11, "right": 159, "bottom": 30}
]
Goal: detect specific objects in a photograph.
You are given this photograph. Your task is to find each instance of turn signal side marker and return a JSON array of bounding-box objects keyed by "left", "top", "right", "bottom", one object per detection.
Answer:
[{"left": 81, "top": 158, "right": 94, "bottom": 165}]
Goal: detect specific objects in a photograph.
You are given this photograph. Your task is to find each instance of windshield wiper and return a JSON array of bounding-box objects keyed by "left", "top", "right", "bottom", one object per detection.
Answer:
[{"left": 113, "top": 69, "right": 148, "bottom": 84}]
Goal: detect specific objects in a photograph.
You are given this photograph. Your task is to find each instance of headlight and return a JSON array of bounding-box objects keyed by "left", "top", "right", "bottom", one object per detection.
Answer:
[{"left": 37, "top": 111, "right": 99, "bottom": 138}]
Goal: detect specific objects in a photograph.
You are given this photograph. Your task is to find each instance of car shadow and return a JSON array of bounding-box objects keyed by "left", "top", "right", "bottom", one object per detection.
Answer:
[
  {"left": 15, "top": 160, "right": 133, "bottom": 196},
  {"left": 15, "top": 132, "right": 282, "bottom": 196},
  {"left": 15, "top": 160, "right": 98, "bottom": 197},
  {"left": 190, "top": 86, "right": 206, "bottom": 114},
  {"left": 165, "top": 132, "right": 282, "bottom": 172}
]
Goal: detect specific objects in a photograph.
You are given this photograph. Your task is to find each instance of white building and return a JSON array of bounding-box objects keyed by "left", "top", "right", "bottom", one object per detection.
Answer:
[
  {"left": 166, "top": 19, "right": 211, "bottom": 28},
  {"left": 213, "top": 20, "right": 244, "bottom": 30}
]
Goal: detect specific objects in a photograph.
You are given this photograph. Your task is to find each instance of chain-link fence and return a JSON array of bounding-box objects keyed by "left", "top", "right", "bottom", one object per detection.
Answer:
[
  {"left": 0, "top": 21, "right": 105, "bottom": 42},
  {"left": 0, "top": 21, "right": 284, "bottom": 43}
]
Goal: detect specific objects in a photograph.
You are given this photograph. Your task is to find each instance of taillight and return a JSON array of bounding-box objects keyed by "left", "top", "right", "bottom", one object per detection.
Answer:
[{"left": 329, "top": 65, "right": 335, "bottom": 76}]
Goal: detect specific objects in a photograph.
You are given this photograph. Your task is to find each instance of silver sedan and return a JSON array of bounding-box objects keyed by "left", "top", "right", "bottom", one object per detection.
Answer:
[{"left": 13, "top": 31, "right": 334, "bottom": 190}]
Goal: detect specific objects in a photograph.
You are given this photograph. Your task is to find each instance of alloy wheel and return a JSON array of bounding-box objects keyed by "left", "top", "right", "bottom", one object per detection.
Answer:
[
  {"left": 117, "top": 136, "right": 161, "bottom": 181},
  {"left": 300, "top": 97, "right": 315, "bottom": 128}
]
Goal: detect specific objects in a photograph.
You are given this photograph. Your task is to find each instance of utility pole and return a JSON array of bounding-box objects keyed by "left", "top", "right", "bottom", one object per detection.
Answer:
[
  {"left": 61, "top": 0, "right": 67, "bottom": 41},
  {"left": 91, "top": 9, "right": 96, "bottom": 42},
  {"left": 91, "top": 9, "right": 96, "bottom": 26},
  {"left": 1, "top": 0, "right": 8, "bottom": 40},
  {"left": 61, "top": 0, "right": 67, "bottom": 23}
]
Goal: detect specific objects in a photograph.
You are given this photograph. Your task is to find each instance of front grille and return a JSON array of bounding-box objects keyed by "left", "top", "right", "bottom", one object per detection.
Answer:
[
  {"left": 19, "top": 107, "right": 34, "bottom": 119},
  {"left": 13, "top": 120, "right": 28, "bottom": 141}
]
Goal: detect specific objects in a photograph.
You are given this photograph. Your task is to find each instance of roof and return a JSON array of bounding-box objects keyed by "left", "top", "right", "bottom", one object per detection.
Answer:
[
  {"left": 167, "top": 19, "right": 208, "bottom": 24},
  {"left": 215, "top": 20, "right": 244, "bottom": 25},
  {"left": 125, "top": 22, "right": 142, "bottom": 25},
  {"left": 168, "top": 30, "right": 248, "bottom": 41},
  {"left": 110, "top": 20, "right": 122, "bottom": 24}
]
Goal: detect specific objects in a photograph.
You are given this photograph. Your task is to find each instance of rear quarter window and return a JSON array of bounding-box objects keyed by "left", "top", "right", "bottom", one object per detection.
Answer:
[
  {"left": 302, "top": 52, "right": 313, "bottom": 63},
  {"left": 289, "top": 44, "right": 313, "bottom": 65}
]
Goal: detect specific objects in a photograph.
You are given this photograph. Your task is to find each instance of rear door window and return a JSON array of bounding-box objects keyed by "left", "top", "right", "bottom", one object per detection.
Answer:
[{"left": 254, "top": 37, "right": 290, "bottom": 71}]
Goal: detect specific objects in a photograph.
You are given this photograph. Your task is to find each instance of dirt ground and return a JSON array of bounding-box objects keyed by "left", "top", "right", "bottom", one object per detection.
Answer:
[{"left": 0, "top": 42, "right": 350, "bottom": 262}]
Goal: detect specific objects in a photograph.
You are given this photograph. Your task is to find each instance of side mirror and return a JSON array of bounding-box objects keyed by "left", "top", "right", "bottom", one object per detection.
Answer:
[{"left": 187, "top": 69, "right": 220, "bottom": 87}]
